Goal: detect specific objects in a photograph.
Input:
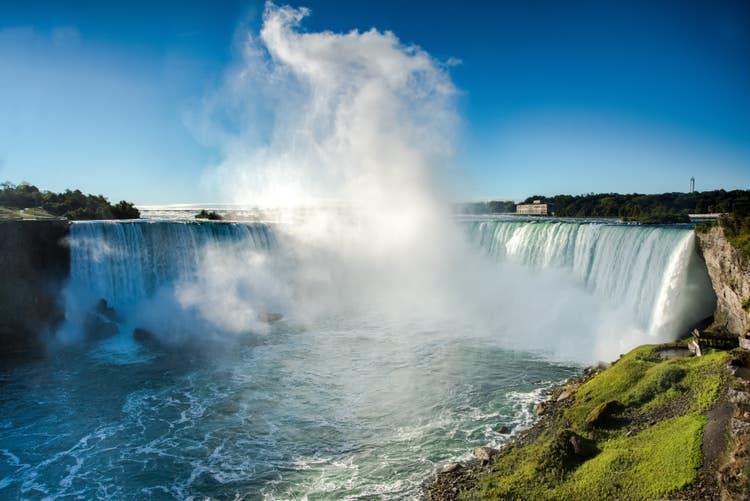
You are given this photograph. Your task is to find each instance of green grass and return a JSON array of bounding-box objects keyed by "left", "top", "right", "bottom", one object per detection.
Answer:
[
  {"left": 556, "top": 415, "right": 705, "bottom": 500},
  {"left": 0, "top": 206, "right": 57, "bottom": 220},
  {"left": 464, "top": 344, "right": 729, "bottom": 500}
]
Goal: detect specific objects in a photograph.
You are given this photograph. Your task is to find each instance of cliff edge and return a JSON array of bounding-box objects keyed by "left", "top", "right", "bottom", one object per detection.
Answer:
[
  {"left": 696, "top": 225, "right": 750, "bottom": 344},
  {"left": 0, "top": 220, "right": 70, "bottom": 354}
]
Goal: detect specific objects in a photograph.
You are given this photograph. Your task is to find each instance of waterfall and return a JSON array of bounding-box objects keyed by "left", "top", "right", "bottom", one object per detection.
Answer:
[
  {"left": 65, "top": 219, "right": 716, "bottom": 347},
  {"left": 468, "top": 219, "right": 716, "bottom": 339},
  {"left": 68, "top": 221, "right": 276, "bottom": 311}
]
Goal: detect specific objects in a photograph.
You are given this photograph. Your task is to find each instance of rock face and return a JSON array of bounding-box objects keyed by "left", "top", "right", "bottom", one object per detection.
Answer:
[
  {"left": 696, "top": 226, "right": 750, "bottom": 338},
  {"left": 0, "top": 220, "right": 70, "bottom": 354}
]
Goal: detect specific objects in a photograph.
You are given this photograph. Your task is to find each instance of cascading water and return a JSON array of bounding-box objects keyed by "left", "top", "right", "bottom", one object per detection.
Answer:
[
  {"left": 468, "top": 219, "right": 716, "bottom": 340},
  {"left": 68, "top": 221, "right": 276, "bottom": 312}
]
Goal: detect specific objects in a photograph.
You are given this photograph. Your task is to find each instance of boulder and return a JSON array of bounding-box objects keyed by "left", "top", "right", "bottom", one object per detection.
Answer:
[
  {"left": 557, "top": 383, "right": 580, "bottom": 402},
  {"left": 533, "top": 402, "right": 545, "bottom": 415},
  {"left": 568, "top": 432, "right": 598, "bottom": 459},
  {"left": 497, "top": 425, "right": 510, "bottom": 434},
  {"left": 133, "top": 327, "right": 160, "bottom": 347},
  {"left": 472, "top": 446, "right": 496, "bottom": 464},
  {"left": 584, "top": 361, "right": 610, "bottom": 375},
  {"left": 83, "top": 313, "right": 118, "bottom": 340},
  {"left": 585, "top": 400, "right": 623, "bottom": 429},
  {"left": 440, "top": 462, "right": 462, "bottom": 474},
  {"left": 545, "top": 429, "right": 599, "bottom": 471},
  {"left": 95, "top": 298, "right": 120, "bottom": 323}
]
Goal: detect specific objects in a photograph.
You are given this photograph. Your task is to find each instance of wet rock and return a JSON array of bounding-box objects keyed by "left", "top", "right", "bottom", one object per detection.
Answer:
[
  {"left": 472, "top": 446, "right": 496, "bottom": 464},
  {"left": 440, "top": 462, "right": 462, "bottom": 474},
  {"left": 95, "top": 298, "right": 120, "bottom": 323},
  {"left": 83, "top": 313, "right": 118, "bottom": 340},
  {"left": 557, "top": 383, "right": 580, "bottom": 402},
  {"left": 497, "top": 425, "right": 510, "bottom": 434},
  {"left": 533, "top": 402, "right": 545, "bottom": 415},
  {"left": 133, "top": 327, "right": 160, "bottom": 347}
]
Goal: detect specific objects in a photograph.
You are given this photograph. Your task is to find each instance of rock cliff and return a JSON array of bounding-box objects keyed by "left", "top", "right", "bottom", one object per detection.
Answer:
[
  {"left": 696, "top": 225, "right": 750, "bottom": 344},
  {"left": 0, "top": 220, "right": 70, "bottom": 354}
]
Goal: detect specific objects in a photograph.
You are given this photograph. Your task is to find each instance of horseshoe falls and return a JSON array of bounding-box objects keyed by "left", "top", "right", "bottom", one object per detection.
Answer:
[
  {"left": 468, "top": 219, "right": 716, "bottom": 341},
  {"left": 0, "top": 218, "right": 716, "bottom": 499}
]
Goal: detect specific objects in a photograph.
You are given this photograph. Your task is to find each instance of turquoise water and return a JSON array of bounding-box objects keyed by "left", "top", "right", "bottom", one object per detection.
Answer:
[{"left": 0, "top": 318, "right": 576, "bottom": 499}]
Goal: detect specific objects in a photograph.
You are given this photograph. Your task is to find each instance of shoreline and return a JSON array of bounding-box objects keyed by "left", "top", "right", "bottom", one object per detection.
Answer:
[{"left": 424, "top": 341, "right": 750, "bottom": 500}]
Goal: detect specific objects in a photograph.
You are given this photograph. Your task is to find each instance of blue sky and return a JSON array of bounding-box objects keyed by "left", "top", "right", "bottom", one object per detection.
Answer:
[{"left": 0, "top": 0, "right": 748, "bottom": 204}]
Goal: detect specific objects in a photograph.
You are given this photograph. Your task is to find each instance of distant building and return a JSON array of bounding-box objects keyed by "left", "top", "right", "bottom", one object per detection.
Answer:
[{"left": 515, "top": 199, "right": 553, "bottom": 216}]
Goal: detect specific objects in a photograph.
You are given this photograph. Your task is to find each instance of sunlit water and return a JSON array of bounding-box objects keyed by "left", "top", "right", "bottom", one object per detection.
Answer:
[{"left": 0, "top": 318, "right": 577, "bottom": 499}]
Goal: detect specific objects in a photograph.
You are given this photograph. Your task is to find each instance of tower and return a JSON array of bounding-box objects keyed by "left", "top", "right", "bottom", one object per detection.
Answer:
[{"left": 690, "top": 177, "right": 695, "bottom": 193}]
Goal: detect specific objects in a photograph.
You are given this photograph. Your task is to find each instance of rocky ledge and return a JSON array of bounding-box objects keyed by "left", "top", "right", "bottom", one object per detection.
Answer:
[
  {"left": 0, "top": 220, "right": 70, "bottom": 355},
  {"left": 696, "top": 225, "right": 750, "bottom": 345},
  {"left": 425, "top": 341, "right": 750, "bottom": 500}
]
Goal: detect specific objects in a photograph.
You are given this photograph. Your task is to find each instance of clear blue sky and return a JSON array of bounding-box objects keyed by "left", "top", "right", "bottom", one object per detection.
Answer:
[{"left": 0, "top": 0, "right": 748, "bottom": 204}]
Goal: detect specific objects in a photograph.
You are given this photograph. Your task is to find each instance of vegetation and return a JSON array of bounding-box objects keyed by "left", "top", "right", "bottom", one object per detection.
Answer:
[
  {"left": 521, "top": 190, "right": 750, "bottom": 221},
  {"left": 697, "top": 199, "right": 750, "bottom": 260},
  {"left": 0, "top": 181, "right": 140, "bottom": 220},
  {"left": 464, "top": 344, "right": 729, "bottom": 500},
  {"left": 460, "top": 190, "right": 750, "bottom": 223},
  {"left": 0, "top": 206, "right": 56, "bottom": 219},
  {"left": 622, "top": 213, "right": 690, "bottom": 224},
  {"left": 195, "top": 209, "right": 223, "bottom": 220},
  {"left": 455, "top": 201, "right": 516, "bottom": 214}
]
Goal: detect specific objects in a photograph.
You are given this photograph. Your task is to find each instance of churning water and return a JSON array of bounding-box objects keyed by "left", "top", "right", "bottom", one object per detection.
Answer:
[{"left": 0, "top": 217, "right": 715, "bottom": 499}]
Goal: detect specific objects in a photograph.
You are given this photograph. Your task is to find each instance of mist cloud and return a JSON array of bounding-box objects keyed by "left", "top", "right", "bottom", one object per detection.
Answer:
[{"left": 170, "top": 2, "right": 669, "bottom": 363}]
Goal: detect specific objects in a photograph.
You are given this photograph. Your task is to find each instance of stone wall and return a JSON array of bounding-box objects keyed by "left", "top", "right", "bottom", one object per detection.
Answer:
[
  {"left": 0, "top": 220, "right": 70, "bottom": 354},
  {"left": 696, "top": 225, "right": 750, "bottom": 344}
]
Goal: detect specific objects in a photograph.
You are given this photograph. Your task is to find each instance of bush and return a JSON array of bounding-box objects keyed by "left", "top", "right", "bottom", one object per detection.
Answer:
[{"left": 195, "top": 209, "right": 222, "bottom": 220}]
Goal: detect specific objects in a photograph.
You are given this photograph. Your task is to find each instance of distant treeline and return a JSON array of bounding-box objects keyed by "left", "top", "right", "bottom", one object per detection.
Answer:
[
  {"left": 523, "top": 190, "right": 750, "bottom": 223},
  {"left": 455, "top": 200, "right": 517, "bottom": 214},
  {"left": 457, "top": 190, "right": 750, "bottom": 222},
  {"left": 0, "top": 182, "right": 140, "bottom": 220}
]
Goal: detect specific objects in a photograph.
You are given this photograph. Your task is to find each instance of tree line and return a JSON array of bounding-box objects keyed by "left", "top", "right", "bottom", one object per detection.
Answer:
[
  {"left": 521, "top": 190, "right": 750, "bottom": 222},
  {"left": 0, "top": 181, "right": 140, "bottom": 220}
]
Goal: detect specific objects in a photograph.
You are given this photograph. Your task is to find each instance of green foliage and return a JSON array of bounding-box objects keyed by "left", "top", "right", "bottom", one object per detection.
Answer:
[
  {"left": 742, "top": 298, "right": 750, "bottom": 313},
  {"left": 465, "top": 345, "right": 729, "bottom": 500},
  {"left": 111, "top": 201, "right": 140, "bottom": 219},
  {"left": 0, "top": 182, "right": 140, "bottom": 220},
  {"left": 557, "top": 415, "right": 705, "bottom": 500},
  {"left": 455, "top": 201, "right": 516, "bottom": 214},
  {"left": 195, "top": 209, "right": 223, "bottom": 220},
  {"left": 622, "top": 213, "right": 690, "bottom": 224},
  {"left": 523, "top": 189, "right": 750, "bottom": 220},
  {"left": 717, "top": 212, "right": 750, "bottom": 261}
]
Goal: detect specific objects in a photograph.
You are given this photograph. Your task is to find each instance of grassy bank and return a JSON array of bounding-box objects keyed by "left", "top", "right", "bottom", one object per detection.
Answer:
[
  {"left": 431, "top": 343, "right": 731, "bottom": 500},
  {"left": 0, "top": 206, "right": 58, "bottom": 220}
]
